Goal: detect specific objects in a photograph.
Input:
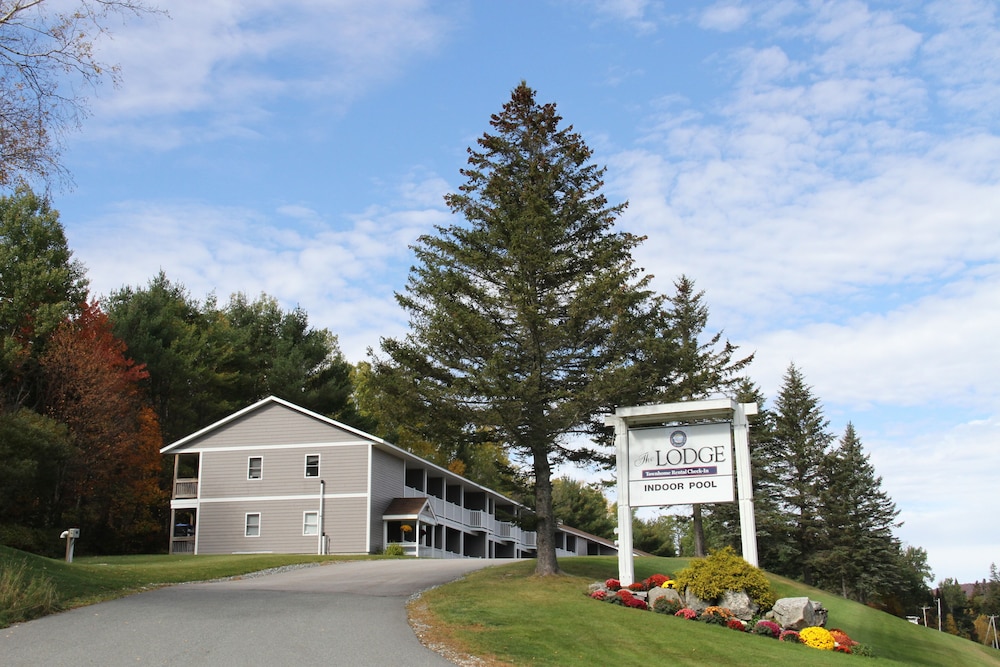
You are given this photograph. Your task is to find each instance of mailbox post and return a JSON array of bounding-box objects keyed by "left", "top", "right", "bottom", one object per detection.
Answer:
[{"left": 59, "top": 528, "right": 80, "bottom": 563}]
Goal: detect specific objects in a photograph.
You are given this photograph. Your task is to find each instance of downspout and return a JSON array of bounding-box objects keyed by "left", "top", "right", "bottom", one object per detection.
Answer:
[{"left": 319, "top": 479, "right": 325, "bottom": 555}]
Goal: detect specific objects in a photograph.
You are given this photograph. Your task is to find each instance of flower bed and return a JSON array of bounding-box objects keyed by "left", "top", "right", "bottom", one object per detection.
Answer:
[{"left": 586, "top": 571, "right": 872, "bottom": 657}]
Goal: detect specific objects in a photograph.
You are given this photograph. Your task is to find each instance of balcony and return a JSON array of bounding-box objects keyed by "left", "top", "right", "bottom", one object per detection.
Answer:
[
  {"left": 173, "top": 479, "right": 198, "bottom": 499},
  {"left": 403, "top": 486, "right": 537, "bottom": 547}
]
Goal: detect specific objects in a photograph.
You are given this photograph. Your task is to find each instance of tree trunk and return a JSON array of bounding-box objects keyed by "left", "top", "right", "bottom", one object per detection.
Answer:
[
  {"left": 692, "top": 503, "right": 705, "bottom": 557},
  {"left": 532, "top": 448, "right": 560, "bottom": 576}
]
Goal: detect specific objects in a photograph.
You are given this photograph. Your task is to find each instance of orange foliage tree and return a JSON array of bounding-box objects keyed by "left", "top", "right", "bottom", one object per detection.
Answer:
[{"left": 40, "top": 301, "right": 166, "bottom": 552}]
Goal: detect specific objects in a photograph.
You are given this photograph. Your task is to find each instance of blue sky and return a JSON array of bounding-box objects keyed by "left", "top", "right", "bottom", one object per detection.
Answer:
[{"left": 51, "top": 0, "right": 998, "bottom": 584}]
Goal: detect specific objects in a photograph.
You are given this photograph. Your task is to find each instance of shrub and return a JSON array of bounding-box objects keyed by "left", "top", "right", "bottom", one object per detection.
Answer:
[
  {"left": 624, "top": 596, "right": 648, "bottom": 610},
  {"left": 0, "top": 559, "right": 60, "bottom": 627},
  {"left": 800, "top": 626, "right": 835, "bottom": 650},
  {"left": 779, "top": 630, "right": 801, "bottom": 643},
  {"left": 383, "top": 543, "right": 405, "bottom": 557},
  {"left": 652, "top": 595, "right": 683, "bottom": 615},
  {"left": 753, "top": 620, "right": 781, "bottom": 638},
  {"left": 589, "top": 589, "right": 607, "bottom": 600},
  {"left": 726, "top": 618, "right": 746, "bottom": 631},
  {"left": 829, "top": 628, "right": 855, "bottom": 648},
  {"left": 673, "top": 546, "right": 777, "bottom": 610},
  {"left": 643, "top": 573, "right": 670, "bottom": 589},
  {"left": 675, "top": 607, "right": 698, "bottom": 620},
  {"left": 628, "top": 582, "right": 646, "bottom": 592},
  {"left": 605, "top": 578, "right": 621, "bottom": 591},
  {"left": 852, "top": 643, "right": 875, "bottom": 658},
  {"left": 700, "top": 605, "right": 734, "bottom": 626}
]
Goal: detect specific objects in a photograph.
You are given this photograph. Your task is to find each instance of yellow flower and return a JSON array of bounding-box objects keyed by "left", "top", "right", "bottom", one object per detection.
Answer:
[{"left": 800, "top": 627, "right": 835, "bottom": 651}]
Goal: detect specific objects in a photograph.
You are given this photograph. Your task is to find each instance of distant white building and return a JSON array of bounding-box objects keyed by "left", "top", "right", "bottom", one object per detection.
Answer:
[{"left": 162, "top": 396, "right": 622, "bottom": 559}]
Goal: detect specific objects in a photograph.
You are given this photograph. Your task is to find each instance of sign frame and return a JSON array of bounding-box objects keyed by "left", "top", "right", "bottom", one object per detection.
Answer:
[{"left": 605, "top": 398, "right": 758, "bottom": 586}]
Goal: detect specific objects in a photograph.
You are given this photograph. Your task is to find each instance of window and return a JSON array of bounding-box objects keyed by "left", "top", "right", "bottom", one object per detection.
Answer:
[
  {"left": 303, "top": 511, "right": 319, "bottom": 536},
  {"left": 248, "top": 456, "right": 262, "bottom": 480},
  {"left": 305, "top": 454, "right": 320, "bottom": 478},
  {"left": 245, "top": 513, "right": 261, "bottom": 537}
]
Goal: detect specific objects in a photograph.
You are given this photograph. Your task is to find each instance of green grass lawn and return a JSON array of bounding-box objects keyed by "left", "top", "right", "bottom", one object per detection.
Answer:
[
  {"left": 0, "top": 545, "right": 373, "bottom": 622},
  {"left": 416, "top": 556, "right": 1000, "bottom": 667},
  {"left": 3, "top": 547, "right": 998, "bottom": 666}
]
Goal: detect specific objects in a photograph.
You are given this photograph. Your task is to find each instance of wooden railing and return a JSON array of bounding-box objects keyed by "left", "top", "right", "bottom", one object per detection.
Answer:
[{"left": 173, "top": 479, "right": 198, "bottom": 498}]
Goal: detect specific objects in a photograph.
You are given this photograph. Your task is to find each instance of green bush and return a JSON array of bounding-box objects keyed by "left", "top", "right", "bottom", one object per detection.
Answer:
[
  {"left": 0, "top": 559, "right": 60, "bottom": 627},
  {"left": 383, "top": 543, "right": 405, "bottom": 557},
  {"left": 673, "top": 546, "right": 777, "bottom": 610},
  {"left": 652, "top": 595, "right": 683, "bottom": 615}
]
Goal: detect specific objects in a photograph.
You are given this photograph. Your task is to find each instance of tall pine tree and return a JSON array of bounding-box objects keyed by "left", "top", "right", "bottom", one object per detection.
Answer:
[
  {"left": 766, "top": 363, "right": 832, "bottom": 585},
  {"left": 373, "top": 82, "right": 666, "bottom": 575},
  {"left": 815, "top": 422, "right": 902, "bottom": 602},
  {"left": 661, "top": 275, "right": 753, "bottom": 556}
]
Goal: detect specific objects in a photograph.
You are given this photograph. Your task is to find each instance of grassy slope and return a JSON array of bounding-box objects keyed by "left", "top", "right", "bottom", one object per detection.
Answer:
[
  {"left": 3, "top": 547, "right": 997, "bottom": 666},
  {"left": 417, "top": 556, "right": 1000, "bottom": 667},
  {"left": 0, "top": 545, "right": 355, "bottom": 611}
]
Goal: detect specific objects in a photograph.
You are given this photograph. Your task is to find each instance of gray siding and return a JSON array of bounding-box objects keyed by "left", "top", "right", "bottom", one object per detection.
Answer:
[
  {"left": 196, "top": 496, "right": 367, "bottom": 555},
  {"left": 200, "top": 443, "right": 368, "bottom": 498},
  {"left": 369, "top": 447, "right": 405, "bottom": 550},
  {"left": 190, "top": 402, "right": 363, "bottom": 450}
]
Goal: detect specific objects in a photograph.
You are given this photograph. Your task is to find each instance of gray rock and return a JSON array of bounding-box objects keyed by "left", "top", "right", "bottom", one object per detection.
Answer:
[
  {"left": 770, "top": 596, "right": 827, "bottom": 630},
  {"left": 718, "top": 589, "right": 759, "bottom": 621}
]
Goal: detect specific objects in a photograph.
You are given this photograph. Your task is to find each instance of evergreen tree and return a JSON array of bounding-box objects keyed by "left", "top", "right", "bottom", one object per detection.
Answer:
[
  {"left": 660, "top": 275, "right": 753, "bottom": 556},
  {"left": 105, "top": 272, "right": 235, "bottom": 443},
  {"left": 223, "top": 292, "right": 360, "bottom": 426},
  {"left": 814, "top": 422, "right": 902, "bottom": 603},
  {"left": 766, "top": 363, "right": 832, "bottom": 585},
  {"left": 0, "top": 188, "right": 88, "bottom": 409},
  {"left": 373, "top": 82, "right": 666, "bottom": 575},
  {"left": 551, "top": 476, "right": 614, "bottom": 540}
]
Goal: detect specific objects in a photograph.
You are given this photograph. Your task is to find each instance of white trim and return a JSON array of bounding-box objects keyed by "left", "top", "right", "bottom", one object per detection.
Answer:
[
  {"left": 200, "top": 492, "right": 366, "bottom": 504},
  {"left": 303, "top": 511, "right": 319, "bottom": 536},
  {"left": 247, "top": 455, "right": 263, "bottom": 480},
  {"left": 169, "top": 441, "right": 365, "bottom": 454},
  {"left": 245, "top": 512, "right": 261, "bottom": 537},
  {"left": 304, "top": 453, "right": 320, "bottom": 478}
]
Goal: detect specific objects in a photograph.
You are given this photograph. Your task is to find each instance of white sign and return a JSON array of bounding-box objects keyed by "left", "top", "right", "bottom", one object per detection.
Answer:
[{"left": 628, "top": 423, "right": 734, "bottom": 506}]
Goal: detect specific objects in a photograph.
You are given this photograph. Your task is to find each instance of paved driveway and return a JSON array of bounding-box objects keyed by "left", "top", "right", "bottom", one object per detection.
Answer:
[{"left": 0, "top": 558, "right": 498, "bottom": 666}]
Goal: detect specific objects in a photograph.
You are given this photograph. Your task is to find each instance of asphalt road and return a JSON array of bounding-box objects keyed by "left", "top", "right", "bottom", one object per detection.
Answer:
[{"left": 0, "top": 558, "right": 498, "bottom": 666}]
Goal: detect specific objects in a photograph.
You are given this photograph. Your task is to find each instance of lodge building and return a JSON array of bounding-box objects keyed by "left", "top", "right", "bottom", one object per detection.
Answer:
[{"left": 162, "top": 396, "right": 621, "bottom": 559}]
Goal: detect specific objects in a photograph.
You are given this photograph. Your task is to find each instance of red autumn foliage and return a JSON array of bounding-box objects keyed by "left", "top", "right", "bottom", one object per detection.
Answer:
[{"left": 39, "top": 301, "right": 165, "bottom": 550}]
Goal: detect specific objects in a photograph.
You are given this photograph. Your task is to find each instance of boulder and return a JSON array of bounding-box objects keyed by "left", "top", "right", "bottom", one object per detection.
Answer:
[
  {"left": 681, "top": 589, "right": 710, "bottom": 614},
  {"left": 718, "top": 590, "right": 759, "bottom": 621},
  {"left": 647, "top": 587, "right": 681, "bottom": 608},
  {"left": 769, "top": 597, "right": 827, "bottom": 630}
]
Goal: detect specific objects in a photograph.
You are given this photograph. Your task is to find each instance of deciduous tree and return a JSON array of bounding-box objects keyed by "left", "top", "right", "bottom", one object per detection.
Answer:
[
  {"left": 39, "top": 301, "right": 165, "bottom": 551},
  {"left": 0, "top": 0, "right": 157, "bottom": 186}
]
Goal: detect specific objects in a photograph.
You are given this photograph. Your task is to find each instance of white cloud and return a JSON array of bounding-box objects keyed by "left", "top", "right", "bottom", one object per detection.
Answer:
[
  {"left": 88, "top": 1, "right": 453, "bottom": 143},
  {"left": 68, "top": 173, "right": 450, "bottom": 362},
  {"left": 699, "top": 2, "right": 750, "bottom": 32}
]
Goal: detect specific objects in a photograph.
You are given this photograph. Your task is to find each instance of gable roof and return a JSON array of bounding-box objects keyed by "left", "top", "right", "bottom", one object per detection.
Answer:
[
  {"left": 382, "top": 497, "right": 438, "bottom": 524},
  {"left": 159, "top": 395, "right": 526, "bottom": 507},
  {"left": 160, "top": 395, "right": 380, "bottom": 454}
]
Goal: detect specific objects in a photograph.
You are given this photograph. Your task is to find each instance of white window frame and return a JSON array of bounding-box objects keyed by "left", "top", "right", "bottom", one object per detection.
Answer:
[
  {"left": 245, "top": 512, "right": 261, "bottom": 537},
  {"left": 303, "top": 511, "right": 319, "bottom": 536},
  {"left": 248, "top": 456, "right": 263, "bottom": 480},
  {"left": 304, "top": 454, "right": 320, "bottom": 478}
]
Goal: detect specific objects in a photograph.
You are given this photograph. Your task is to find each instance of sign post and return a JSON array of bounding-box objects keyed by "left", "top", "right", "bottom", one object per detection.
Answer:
[{"left": 606, "top": 399, "right": 758, "bottom": 585}]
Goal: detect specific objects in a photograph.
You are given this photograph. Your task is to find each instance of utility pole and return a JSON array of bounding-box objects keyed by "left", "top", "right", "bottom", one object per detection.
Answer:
[{"left": 937, "top": 597, "right": 942, "bottom": 632}]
